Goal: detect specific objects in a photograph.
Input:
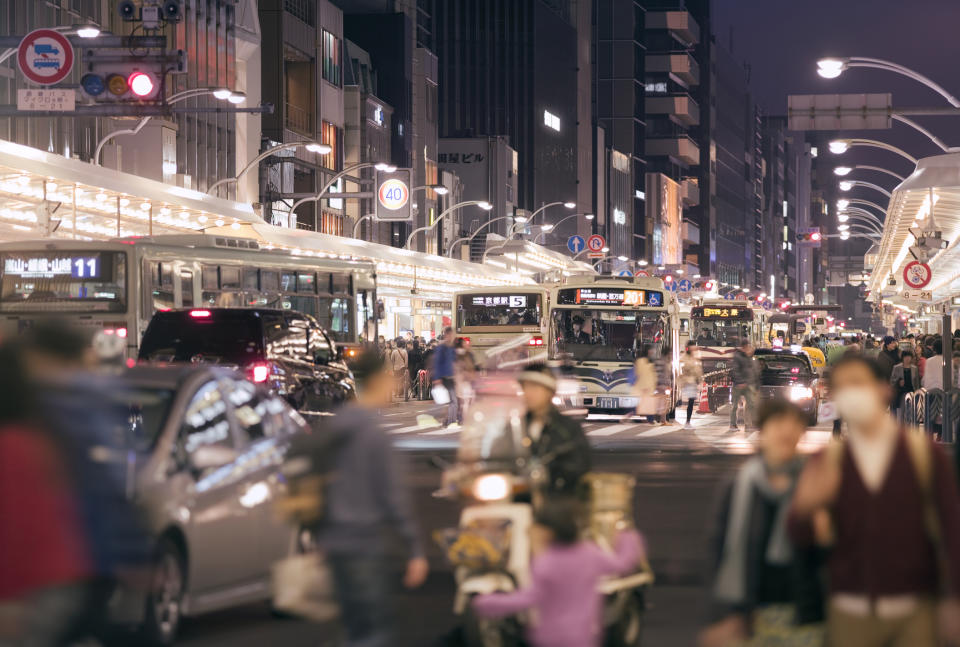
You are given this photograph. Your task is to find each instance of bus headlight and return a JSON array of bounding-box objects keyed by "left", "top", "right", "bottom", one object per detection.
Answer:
[{"left": 789, "top": 386, "right": 814, "bottom": 401}]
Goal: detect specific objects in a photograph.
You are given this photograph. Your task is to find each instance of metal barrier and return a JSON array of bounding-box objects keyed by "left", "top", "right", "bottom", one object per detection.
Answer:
[
  {"left": 899, "top": 388, "right": 960, "bottom": 442},
  {"left": 700, "top": 368, "right": 732, "bottom": 413}
]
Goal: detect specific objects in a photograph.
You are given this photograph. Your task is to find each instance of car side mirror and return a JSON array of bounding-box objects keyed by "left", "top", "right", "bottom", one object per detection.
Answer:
[{"left": 189, "top": 444, "right": 238, "bottom": 472}]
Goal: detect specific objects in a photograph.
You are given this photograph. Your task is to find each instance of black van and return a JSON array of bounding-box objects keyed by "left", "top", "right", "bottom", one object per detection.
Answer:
[{"left": 138, "top": 308, "right": 355, "bottom": 412}]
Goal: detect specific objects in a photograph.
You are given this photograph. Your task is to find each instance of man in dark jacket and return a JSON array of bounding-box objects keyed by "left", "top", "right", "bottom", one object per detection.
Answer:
[
  {"left": 517, "top": 364, "right": 591, "bottom": 495},
  {"left": 729, "top": 340, "right": 759, "bottom": 432},
  {"left": 876, "top": 335, "right": 900, "bottom": 382},
  {"left": 289, "top": 351, "right": 427, "bottom": 647}
]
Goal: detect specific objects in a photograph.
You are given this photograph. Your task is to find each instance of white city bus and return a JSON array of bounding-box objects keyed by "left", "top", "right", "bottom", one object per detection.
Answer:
[
  {"left": 548, "top": 276, "right": 679, "bottom": 414},
  {"left": 454, "top": 286, "right": 550, "bottom": 367},
  {"left": 0, "top": 235, "right": 376, "bottom": 357}
]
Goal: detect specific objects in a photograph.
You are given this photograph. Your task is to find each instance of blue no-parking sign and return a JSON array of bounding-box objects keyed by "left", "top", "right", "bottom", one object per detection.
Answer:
[{"left": 567, "top": 235, "right": 585, "bottom": 254}]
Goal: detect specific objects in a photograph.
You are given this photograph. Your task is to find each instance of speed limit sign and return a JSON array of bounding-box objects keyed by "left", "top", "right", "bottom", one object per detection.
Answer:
[{"left": 375, "top": 168, "right": 412, "bottom": 221}]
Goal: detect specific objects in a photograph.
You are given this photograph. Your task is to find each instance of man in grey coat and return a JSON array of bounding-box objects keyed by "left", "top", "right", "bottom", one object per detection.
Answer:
[{"left": 730, "top": 339, "right": 759, "bottom": 432}]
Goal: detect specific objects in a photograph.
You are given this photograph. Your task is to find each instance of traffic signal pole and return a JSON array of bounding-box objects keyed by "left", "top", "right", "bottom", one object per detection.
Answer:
[{"left": 0, "top": 104, "right": 272, "bottom": 117}]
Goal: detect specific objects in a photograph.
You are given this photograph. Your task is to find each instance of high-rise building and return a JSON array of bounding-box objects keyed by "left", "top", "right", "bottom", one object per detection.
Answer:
[
  {"left": 259, "top": 0, "right": 346, "bottom": 232},
  {"left": 431, "top": 1, "right": 580, "bottom": 241}
]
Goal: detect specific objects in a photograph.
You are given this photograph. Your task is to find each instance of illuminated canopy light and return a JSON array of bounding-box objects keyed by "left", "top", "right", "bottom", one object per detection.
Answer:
[
  {"left": 839, "top": 181, "right": 853, "bottom": 191},
  {"left": 834, "top": 166, "right": 853, "bottom": 176},
  {"left": 829, "top": 140, "right": 850, "bottom": 154},
  {"left": 837, "top": 199, "right": 850, "bottom": 209}
]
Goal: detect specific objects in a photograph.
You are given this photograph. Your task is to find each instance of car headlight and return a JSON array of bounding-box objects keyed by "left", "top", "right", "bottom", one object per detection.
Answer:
[
  {"left": 789, "top": 386, "right": 814, "bottom": 401},
  {"left": 472, "top": 474, "right": 511, "bottom": 502}
]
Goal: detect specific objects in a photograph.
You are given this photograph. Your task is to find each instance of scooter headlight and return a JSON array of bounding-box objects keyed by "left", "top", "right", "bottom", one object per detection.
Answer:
[
  {"left": 472, "top": 474, "right": 511, "bottom": 502},
  {"left": 789, "top": 386, "right": 814, "bottom": 401}
]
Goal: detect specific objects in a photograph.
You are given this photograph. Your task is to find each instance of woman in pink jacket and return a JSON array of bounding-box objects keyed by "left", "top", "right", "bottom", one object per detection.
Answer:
[{"left": 473, "top": 499, "right": 645, "bottom": 647}]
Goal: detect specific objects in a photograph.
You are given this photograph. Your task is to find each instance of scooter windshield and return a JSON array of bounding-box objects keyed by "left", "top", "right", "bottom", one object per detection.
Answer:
[{"left": 456, "top": 395, "right": 530, "bottom": 468}]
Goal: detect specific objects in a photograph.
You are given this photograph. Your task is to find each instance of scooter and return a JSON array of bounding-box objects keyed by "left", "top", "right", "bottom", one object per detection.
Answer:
[{"left": 434, "top": 398, "right": 653, "bottom": 647}]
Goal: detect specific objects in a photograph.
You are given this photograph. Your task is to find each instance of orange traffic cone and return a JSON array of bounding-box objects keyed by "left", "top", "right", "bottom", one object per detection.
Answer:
[{"left": 697, "top": 381, "right": 712, "bottom": 414}]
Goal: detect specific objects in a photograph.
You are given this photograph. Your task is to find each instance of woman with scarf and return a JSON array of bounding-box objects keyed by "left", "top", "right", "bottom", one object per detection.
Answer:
[{"left": 699, "top": 399, "right": 826, "bottom": 647}]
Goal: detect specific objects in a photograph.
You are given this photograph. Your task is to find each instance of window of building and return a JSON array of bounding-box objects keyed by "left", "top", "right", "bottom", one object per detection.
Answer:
[
  {"left": 320, "top": 121, "right": 342, "bottom": 171},
  {"left": 322, "top": 31, "right": 341, "bottom": 87},
  {"left": 543, "top": 110, "right": 560, "bottom": 132}
]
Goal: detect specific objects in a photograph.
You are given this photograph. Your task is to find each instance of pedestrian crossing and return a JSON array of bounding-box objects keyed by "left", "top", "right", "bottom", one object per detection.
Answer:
[{"left": 379, "top": 410, "right": 835, "bottom": 453}]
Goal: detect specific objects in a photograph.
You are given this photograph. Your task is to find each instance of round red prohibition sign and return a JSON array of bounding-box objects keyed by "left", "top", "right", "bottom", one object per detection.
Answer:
[
  {"left": 18, "top": 29, "right": 75, "bottom": 85},
  {"left": 902, "top": 260, "right": 932, "bottom": 289}
]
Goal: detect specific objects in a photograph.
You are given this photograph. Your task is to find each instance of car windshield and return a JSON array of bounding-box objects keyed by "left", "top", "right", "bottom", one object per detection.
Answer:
[
  {"left": 552, "top": 309, "right": 666, "bottom": 362},
  {"left": 139, "top": 313, "right": 264, "bottom": 365},
  {"left": 756, "top": 354, "right": 811, "bottom": 377},
  {"left": 691, "top": 320, "right": 751, "bottom": 347},
  {"left": 121, "top": 387, "right": 176, "bottom": 451}
]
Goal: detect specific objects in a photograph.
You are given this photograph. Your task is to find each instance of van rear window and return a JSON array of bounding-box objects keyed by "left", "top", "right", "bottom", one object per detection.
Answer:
[{"left": 138, "top": 311, "right": 264, "bottom": 365}]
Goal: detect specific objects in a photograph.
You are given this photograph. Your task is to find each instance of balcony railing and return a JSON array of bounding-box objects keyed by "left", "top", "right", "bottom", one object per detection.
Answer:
[
  {"left": 645, "top": 52, "right": 700, "bottom": 86},
  {"left": 284, "top": 0, "right": 314, "bottom": 26},
  {"left": 645, "top": 94, "right": 700, "bottom": 126},
  {"left": 285, "top": 103, "right": 314, "bottom": 137}
]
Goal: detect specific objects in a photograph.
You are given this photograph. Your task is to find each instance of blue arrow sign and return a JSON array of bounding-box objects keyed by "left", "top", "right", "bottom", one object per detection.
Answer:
[
  {"left": 665, "top": 281, "right": 678, "bottom": 292},
  {"left": 567, "top": 235, "right": 585, "bottom": 254},
  {"left": 617, "top": 269, "right": 632, "bottom": 277},
  {"left": 677, "top": 279, "right": 692, "bottom": 292}
]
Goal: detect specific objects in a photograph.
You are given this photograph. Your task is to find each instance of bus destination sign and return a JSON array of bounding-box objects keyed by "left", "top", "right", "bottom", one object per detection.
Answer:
[
  {"left": 692, "top": 306, "right": 751, "bottom": 319},
  {"left": 558, "top": 287, "right": 663, "bottom": 307},
  {"left": 3, "top": 255, "right": 100, "bottom": 279},
  {"left": 471, "top": 295, "right": 528, "bottom": 308}
]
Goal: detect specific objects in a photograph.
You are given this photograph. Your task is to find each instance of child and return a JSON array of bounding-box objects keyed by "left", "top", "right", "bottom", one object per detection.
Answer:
[{"left": 472, "top": 498, "right": 644, "bottom": 647}]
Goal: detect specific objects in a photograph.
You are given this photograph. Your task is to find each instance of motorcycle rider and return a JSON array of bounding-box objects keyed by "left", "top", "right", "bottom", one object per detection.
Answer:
[{"left": 517, "top": 364, "right": 591, "bottom": 495}]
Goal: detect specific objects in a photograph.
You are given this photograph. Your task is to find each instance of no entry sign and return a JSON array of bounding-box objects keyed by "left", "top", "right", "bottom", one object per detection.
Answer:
[{"left": 17, "top": 29, "right": 74, "bottom": 85}]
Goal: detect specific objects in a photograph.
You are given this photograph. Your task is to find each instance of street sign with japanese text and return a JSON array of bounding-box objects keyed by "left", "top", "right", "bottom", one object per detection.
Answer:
[
  {"left": 375, "top": 168, "right": 412, "bottom": 222},
  {"left": 17, "top": 29, "right": 74, "bottom": 85},
  {"left": 17, "top": 88, "right": 75, "bottom": 111}
]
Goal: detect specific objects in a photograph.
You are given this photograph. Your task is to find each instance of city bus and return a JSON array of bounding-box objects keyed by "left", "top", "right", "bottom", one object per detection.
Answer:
[
  {"left": 547, "top": 276, "right": 679, "bottom": 415},
  {"left": 0, "top": 235, "right": 377, "bottom": 358},
  {"left": 454, "top": 286, "right": 550, "bottom": 367},
  {"left": 689, "top": 301, "right": 757, "bottom": 374}
]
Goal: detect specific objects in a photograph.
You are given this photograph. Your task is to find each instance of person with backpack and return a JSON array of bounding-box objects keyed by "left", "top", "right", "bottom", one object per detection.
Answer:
[
  {"left": 285, "top": 351, "right": 428, "bottom": 646},
  {"left": 789, "top": 353, "right": 960, "bottom": 647}
]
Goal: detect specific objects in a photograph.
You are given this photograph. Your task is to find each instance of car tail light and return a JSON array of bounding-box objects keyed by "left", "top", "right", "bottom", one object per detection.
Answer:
[
  {"left": 190, "top": 310, "right": 212, "bottom": 318},
  {"left": 125, "top": 358, "right": 136, "bottom": 368},
  {"left": 528, "top": 337, "right": 544, "bottom": 346},
  {"left": 103, "top": 329, "right": 115, "bottom": 335},
  {"left": 249, "top": 363, "right": 270, "bottom": 383}
]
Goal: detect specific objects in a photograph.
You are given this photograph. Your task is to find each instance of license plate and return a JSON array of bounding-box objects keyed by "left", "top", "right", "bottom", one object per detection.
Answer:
[{"left": 597, "top": 397, "right": 618, "bottom": 409}]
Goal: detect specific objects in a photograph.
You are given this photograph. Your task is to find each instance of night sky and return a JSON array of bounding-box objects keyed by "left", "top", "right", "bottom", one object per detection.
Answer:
[{"left": 714, "top": 0, "right": 960, "bottom": 168}]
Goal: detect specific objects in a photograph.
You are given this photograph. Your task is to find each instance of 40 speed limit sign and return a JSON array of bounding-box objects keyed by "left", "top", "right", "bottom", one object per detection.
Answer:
[{"left": 375, "top": 169, "right": 412, "bottom": 221}]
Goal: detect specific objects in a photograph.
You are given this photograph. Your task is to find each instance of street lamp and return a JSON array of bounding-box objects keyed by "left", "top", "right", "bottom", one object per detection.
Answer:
[
  {"left": 405, "top": 200, "right": 492, "bottom": 250},
  {"left": 93, "top": 87, "right": 247, "bottom": 165},
  {"left": 512, "top": 201, "right": 576, "bottom": 237},
  {"left": 840, "top": 208, "right": 884, "bottom": 228},
  {"left": 833, "top": 165, "right": 906, "bottom": 183},
  {"left": 817, "top": 56, "right": 960, "bottom": 108},
  {"left": 207, "top": 140, "right": 336, "bottom": 196},
  {"left": 828, "top": 138, "right": 918, "bottom": 164},
  {"left": 447, "top": 214, "right": 524, "bottom": 257},
  {"left": 838, "top": 180, "right": 892, "bottom": 199}
]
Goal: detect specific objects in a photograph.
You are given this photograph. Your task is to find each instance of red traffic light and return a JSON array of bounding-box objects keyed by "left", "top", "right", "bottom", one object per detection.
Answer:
[
  {"left": 128, "top": 71, "right": 154, "bottom": 97},
  {"left": 810, "top": 232, "right": 822, "bottom": 241}
]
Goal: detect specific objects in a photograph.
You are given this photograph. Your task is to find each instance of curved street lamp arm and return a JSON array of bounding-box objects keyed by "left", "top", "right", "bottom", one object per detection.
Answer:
[
  {"left": 841, "top": 216, "right": 883, "bottom": 233},
  {"left": 843, "top": 180, "right": 892, "bottom": 198},
  {"left": 842, "top": 198, "right": 888, "bottom": 216},
  {"left": 352, "top": 214, "right": 377, "bottom": 239},
  {"left": 446, "top": 215, "right": 513, "bottom": 257},
  {"left": 209, "top": 141, "right": 321, "bottom": 195},
  {"left": 93, "top": 116, "right": 150, "bottom": 166},
  {"left": 848, "top": 139, "right": 918, "bottom": 165},
  {"left": 850, "top": 165, "right": 907, "bottom": 183},
  {"left": 842, "top": 211, "right": 884, "bottom": 230},
  {"left": 405, "top": 200, "right": 483, "bottom": 250},
  {"left": 847, "top": 57, "right": 960, "bottom": 108},
  {"left": 891, "top": 115, "right": 954, "bottom": 153},
  {"left": 289, "top": 161, "right": 378, "bottom": 214}
]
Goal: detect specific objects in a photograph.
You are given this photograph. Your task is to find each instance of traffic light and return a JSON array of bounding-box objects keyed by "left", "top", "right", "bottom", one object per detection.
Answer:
[
  {"left": 81, "top": 63, "right": 162, "bottom": 101},
  {"left": 797, "top": 228, "right": 822, "bottom": 246}
]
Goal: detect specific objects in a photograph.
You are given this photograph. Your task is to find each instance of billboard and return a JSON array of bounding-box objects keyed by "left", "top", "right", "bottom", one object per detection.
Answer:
[{"left": 646, "top": 173, "right": 682, "bottom": 266}]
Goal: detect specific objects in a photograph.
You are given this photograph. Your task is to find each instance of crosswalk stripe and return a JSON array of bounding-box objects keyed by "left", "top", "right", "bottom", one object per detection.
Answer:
[
  {"left": 587, "top": 424, "right": 639, "bottom": 436},
  {"left": 635, "top": 424, "right": 682, "bottom": 438},
  {"left": 422, "top": 426, "right": 462, "bottom": 436},
  {"left": 389, "top": 424, "right": 440, "bottom": 434}
]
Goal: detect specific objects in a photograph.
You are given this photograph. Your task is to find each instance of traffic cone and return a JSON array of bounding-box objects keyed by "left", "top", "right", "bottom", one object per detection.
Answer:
[{"left": 697, "top": 381, "right": 712, "bottom": 414}]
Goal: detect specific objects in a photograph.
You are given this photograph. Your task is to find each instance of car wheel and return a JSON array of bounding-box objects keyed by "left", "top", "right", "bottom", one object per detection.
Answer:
[{"left": 141, "top": 539, "right": 185, "bottom": 646}]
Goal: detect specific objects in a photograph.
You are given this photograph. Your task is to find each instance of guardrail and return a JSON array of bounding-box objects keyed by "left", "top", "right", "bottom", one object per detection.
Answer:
[
  {"left": 899, "top": 388, "right": 958, "bottom": 442},
  {"left": 699, "top": 368, "right": 732, "bottom": 413}
]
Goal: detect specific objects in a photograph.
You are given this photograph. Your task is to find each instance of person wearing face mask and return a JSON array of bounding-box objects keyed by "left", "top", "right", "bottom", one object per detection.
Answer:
[
  {"left": 789, "top": 354, "right": 960, "bottom": 647},
  {"left": 700, "top": 399, "right": 826, "bottom": 647}
]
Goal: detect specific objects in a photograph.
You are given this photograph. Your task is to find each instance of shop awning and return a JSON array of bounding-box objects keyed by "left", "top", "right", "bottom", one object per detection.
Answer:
[
  {"left": 868, "top": 152, "right": 960, "bottom": 306},
  {"left": 0, "top": 138, "right": 258, "bottom": 240}
]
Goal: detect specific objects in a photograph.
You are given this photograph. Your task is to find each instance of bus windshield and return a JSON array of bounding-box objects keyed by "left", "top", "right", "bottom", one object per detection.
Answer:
[
  {"left": 691, "top": 319, "right": 752, "bottom": 347},
  {"left": 0, "top": 251, "right": 126, "bottom": 313},
  {"left": 457, "top": 292, "right": 542, "bottom": 329},
  {"left": 552, "top": 309, "right": 667, "bottom": 363}
]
